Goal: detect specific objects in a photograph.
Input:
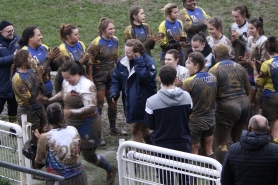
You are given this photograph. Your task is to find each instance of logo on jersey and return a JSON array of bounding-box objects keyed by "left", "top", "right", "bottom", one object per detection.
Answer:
[
  {"left": 33, "top": 56, "right": 40, "bottom": 64},
  {"left": 69, "top": 52, "right": 74, "bottom": 60},
  {"left": 190, "top": 15, "right": 199, "bottom": 22}
]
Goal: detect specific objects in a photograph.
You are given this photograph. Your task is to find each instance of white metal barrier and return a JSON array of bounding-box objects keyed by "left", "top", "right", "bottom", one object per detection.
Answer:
[
  {"left": 117, "top": 140, "right": 222, "bottom": 185},
  {"left": 0, "top": 119, "right": 26, "bottom": 185},
  {"left": 0, "top": 114, "right": 33, "bottom": 185}
]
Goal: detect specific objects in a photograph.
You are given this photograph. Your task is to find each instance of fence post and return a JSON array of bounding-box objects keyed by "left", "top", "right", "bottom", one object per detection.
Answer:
[
  {"left": 127, "top": 151, "right": 136, "bottom": 185},
  {"left": 11, "top": 123, "right": 27, "bottom": 185},
  {"left": 21, "top": 114, "right": 32, "bottom": 184}
]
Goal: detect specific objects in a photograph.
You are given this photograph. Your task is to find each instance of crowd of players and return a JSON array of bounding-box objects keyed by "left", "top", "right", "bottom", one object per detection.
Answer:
[{"left": 1, "top": 0, "right": 278, "bottom": 184}]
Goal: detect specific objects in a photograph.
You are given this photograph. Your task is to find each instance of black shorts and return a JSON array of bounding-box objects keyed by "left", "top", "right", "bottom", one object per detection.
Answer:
[
  {"left": 262, "top": 93, "right": 278, "bottom": 121},
  {"left": 189, "top": 115, "right": 215, "bottom": 144},
  {"left": 17, "top": 106, "right": 48, "bottom": 145},
  {"left": 215, "top": 95, "right": 250, "bottom": 129},
  {"left": 92, "top": 68, "right": 113, "bottom": 91}
]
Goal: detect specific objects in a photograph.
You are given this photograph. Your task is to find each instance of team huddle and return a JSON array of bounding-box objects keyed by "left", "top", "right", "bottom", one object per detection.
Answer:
[{"left": 0, "top": 0, "right": 278, "bottom": 184}]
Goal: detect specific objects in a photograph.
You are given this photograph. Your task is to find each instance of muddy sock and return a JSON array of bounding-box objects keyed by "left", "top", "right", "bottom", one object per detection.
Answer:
[
  {"left": 215, "top": 145, "right": 228, "bottom": 164},
  {"left": 109, "top": 120, "right": 116, "bottom": 129},
  {"left": 94, "top": 154, "right": 113, "bottom": 172},
  {"left": 143, "top": 135, "right": 153, "bottom": 145},
  {"left": 273, "top": 138, "right": 278, "bottom": 144}
]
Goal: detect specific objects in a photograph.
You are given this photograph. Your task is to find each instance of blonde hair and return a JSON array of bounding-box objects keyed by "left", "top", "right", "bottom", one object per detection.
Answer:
[
  {"left": 213, "top": 43, "right": 229, "bottom": 60},
  {"left": 161, "top": 3, "right": 178, "bottom": 17}
]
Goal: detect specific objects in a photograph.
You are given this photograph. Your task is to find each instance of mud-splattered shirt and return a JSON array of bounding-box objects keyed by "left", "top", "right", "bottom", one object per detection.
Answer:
[
  {"left": 12, "top": 69, "right": 44, "bottom": 109},
  {"left": 209, "top": 59, "right": 250, "bottom": 100},
  {"left": 62, "top": 76, "right": 98, "bottom": 125},
  {"left": 35, "top": 126, "right": 83, "bottom": 178},
  {"left": 182, "top": 71, "right": 217, "bottom": 126},
  {"left": 22, "top": 44, "right": 52, "bottom": 96},
  {"left": 228, "top": 21, "right": 248, "bottom": 62},
  {"left": 87, "top": 36, "right": 120, "bottom": 71}
]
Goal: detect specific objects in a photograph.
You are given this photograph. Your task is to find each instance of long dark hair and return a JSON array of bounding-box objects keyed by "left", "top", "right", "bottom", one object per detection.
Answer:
[
  {"left": 188, "top": 52, "right": 206, "bottom": 72},
  {"left": 61, "top": 60, "right": 84, "bottom": 76},
  {"left": 249, "top": 17, "right": 264, "bottom": 35},
  {"left": 192, "top": 31, "right": 207, "bottom": 44},
  {"left": 129, "top": 6, "right": 146, "bottom": 39},
  {"left": 46, "top": 102, "right": 67, "bottom": 129},
  {"left": 18, "top": 26, "right": 37, "bottom": 46},
  {"left": 233, "top": 5, "right": 251, "bottom": 19}
]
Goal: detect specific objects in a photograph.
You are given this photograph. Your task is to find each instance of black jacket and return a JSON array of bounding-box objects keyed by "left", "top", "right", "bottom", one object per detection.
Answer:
[
  {"left": 0, "top": 34, "right": 19, "bottom": 98},
  {"left": 221, "top": 130, "right": 278, "bottom": 185}
]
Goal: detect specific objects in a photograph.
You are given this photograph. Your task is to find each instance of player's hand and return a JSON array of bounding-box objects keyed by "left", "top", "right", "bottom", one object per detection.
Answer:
[
  {"left": 152, "top": 33, "right": 164, "bottom": 42},
  {"left": 80, "top": 53, "right": 92, "bottom": 64},
  {"left": 133, "top": 52, "right": 141, "bottom": 59},
  {"left": 231, "top": 30, "right": 239, "bottom": 40},
  {"left": 33, "top": 129, "right": 41, "bottom": 139},
  {"left": 248, "top": 58, "right": 257, "bottom": 69},
  {"left": 46, "top": 47, "right": 60, "bottom": 60}
]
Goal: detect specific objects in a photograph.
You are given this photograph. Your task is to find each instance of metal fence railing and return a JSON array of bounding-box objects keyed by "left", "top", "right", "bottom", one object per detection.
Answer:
[
  {"left": 0, "top": 160, "right": 64, "bottom": 185},
  {"left": 117, "top": 140, "right": 222, "bottom": 185},
  {"left": 0, "top": 114, "right": 64, "bottom": 185},
  {"left": 0, "top": 119, "right": 25, "bottom": 185}
]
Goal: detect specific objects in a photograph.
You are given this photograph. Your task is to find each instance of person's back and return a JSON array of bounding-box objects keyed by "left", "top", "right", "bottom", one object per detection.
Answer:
[
  {"left": 209, "top": 52, "right": 250, "bottom": 100},
  {"left": 35, "top": 102, "right": 87, "bottom": 185},
  {"left": 145, "top": 65, "right": 192, "bottom": 147},
  {"left": 221, "top": 115, "right": 278, "bottom": 185},
  {"left": 145, "top": 87, "right": 192, "bottom": 145},
  {"left": 209, "top": 44, "right": 250, "bottom": 164},
  {"left": 145, "top": 65, "right": 192, "bottom": 185}
]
